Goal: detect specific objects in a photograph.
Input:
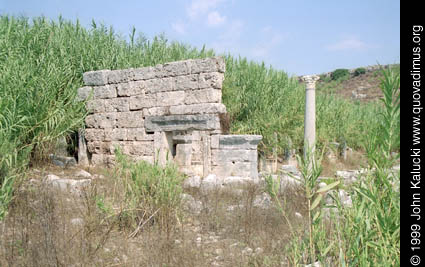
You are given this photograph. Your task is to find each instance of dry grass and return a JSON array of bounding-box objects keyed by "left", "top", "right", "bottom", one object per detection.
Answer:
[{"left": 0, "top": 164, "right": 310, "bottom": 267}]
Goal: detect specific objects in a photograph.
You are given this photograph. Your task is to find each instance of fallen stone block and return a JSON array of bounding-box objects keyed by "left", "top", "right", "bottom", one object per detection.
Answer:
[
  {"left": 200, "top": 174, "right": 224, "bottom": 194},
  {"left": 75, "top": 169, "right": 92, "bottom": 179},
  {"left": 49, "top": 154, "right": 77, "bottom": 167},
  {"left": 183, "top": 175, "right": 202, "bottom": 189},
  {"left": 44, "top": 174, "right": 91, "bottom": 194}
]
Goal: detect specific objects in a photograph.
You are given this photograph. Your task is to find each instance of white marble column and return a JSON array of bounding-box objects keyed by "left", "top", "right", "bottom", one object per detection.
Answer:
[{"left": 302, "top": 75, "right": 320, "bottom": 158}]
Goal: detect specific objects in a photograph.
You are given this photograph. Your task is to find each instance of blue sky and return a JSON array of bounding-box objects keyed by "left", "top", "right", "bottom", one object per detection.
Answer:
[{"left": 0, "top": 0, "right": 400, "bottom": 75}]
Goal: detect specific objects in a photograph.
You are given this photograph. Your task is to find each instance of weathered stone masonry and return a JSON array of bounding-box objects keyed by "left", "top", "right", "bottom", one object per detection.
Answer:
[{"left": 78, "top": 57, "right": 262, "bottom": 178}]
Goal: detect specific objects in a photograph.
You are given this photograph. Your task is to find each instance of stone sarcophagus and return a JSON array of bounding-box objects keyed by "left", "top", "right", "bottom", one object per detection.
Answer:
[{"left": 78, "top": 57, "right": 262, "bottom": 178}]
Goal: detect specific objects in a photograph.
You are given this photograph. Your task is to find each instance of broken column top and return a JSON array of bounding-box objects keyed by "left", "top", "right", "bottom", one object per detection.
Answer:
[{"left": 302, "top": 75, "right": 320, "bottom": 89}]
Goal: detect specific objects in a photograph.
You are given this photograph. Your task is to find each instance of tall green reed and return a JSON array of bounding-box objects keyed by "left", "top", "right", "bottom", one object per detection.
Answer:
[{"left": 0, "top": 15, "right": 387, "bottom": 219}]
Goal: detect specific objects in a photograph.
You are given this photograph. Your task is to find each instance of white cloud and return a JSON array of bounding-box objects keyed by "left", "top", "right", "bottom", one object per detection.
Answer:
[
  {"left": 251, "top": 26, "right": 284, "bottom": 58},
  {"left": 171, "top": 21, "right": 186, "bottom": 34},
  {"left": 187, "top": 0, "right": 226, "bottom": 19},
  {"left": 210, "top": 19, "right": 244, "bottom": 54},
  {"left": 207, "top": 11, "right": 226, "bottom": 27},
  {"left": 326, "top": 36, "right": 375, "bottom": 51}
]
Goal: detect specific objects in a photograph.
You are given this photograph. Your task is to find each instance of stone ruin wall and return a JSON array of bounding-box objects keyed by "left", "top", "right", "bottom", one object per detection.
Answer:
[{"left": 78, "top": 57, "right": 261, "bottom": 178}]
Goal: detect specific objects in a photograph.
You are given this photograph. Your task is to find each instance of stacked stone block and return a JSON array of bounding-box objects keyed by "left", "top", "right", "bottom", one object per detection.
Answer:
[
  {"left": 211, "top": 135, "right": 262, "bottom": 179},
  {"left": 78, "top": 57, "right": 226, "bottom": 166},
  {"left": 78, "top": 57, "right": 262, "bottom": 179}
]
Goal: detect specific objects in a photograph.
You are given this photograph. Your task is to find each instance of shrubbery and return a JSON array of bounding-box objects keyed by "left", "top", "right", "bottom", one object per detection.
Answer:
[
  {"left": 331, "top": 68, "right": 350, "bottom": 81},
  {"left": 354, "top": 67, "right": 366, "bottom": 76}
]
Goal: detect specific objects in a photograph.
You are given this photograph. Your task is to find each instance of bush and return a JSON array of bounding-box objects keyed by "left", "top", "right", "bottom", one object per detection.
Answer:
[
  {"left": 113, "top": 148, "right": 185, "bottom": 236},
  {"left": 354, "top": 67, "right": 366, "bottom": 76},
  {"left": 319, "top": 74, "right": 331, "bottom": 82},
  {"left": 331, "top": 68, "right": 350, "bottom": 81}
]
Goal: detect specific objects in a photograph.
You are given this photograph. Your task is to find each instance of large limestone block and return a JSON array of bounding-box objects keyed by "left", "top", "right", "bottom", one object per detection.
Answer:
[
  {"left": 93, "top": 85, "right": 117, "bottom": 99},
  {"left": 211, "top": 149, "right": 258, "bottom": 165},
  {"left": 116, "top": 111, "right": 144, "bottom": 128},
  {"left": 86, "top": 99, "right": 105, "bottom": 113},
  {"left": 133, "top": 65, "right": 163, "bottom": 80},
  {"left": 184, "top": 88, "right": 222, "bottom": 104},
  {"left": 83, "top": 70, "right": 110, "bottom": 86},
  {"left": 127, "top": 128, "right": 155, "bottom": 141},
  {"left": 144, "top": 77, "right": 175, "bottom": 93},
  {"left": 175, "top": 75, "right": 199, "bottom": 91},
  {"left": 84, "top": 128, "right": 105, "bottom": 141},
  {"left": 85, "top": 113, "right": 116, "bottom": 129},
  {"left": 108, "top": 69, "right": 134, "bottom": 84},
  {"left": 127, "top": 141, "right": 154, "bottom": 156},
  {"left": 129, "top": 94, "right": 156, "bottom": 110},
  {"left": 104, "top": 98, "right": 130, "bottom": 112},
  {"left": 104, "top": 128, "right": 127, "bottom": 141},
  {"left": 163, "top": 60, "right": 192, "bottom": 77},
  {"left": 100, "top": 141, "right": 154, "bottom": 156},
  {"left": 191, "top": 57, "right": 225, "bottom": 74},
  {"left": 116, "top": 81, "right": 145, "bottom": 96},
  {"left": 156, "top": 91, "right": 185, "bottom": 107},
  {"left": 145, "top": 114, "right": 221, "bottom": 132},
  {"left": 142, "top": 107, "right": 171, "bottom": 116},
  {"left": 198, "top": 72, "right": 224, "bottom": 89},
  {"left": 169, "top": 103, "right": 226, "bottom": 115},
  {"left": 211, "top": 135, "right": 262, "bottom": 150}
]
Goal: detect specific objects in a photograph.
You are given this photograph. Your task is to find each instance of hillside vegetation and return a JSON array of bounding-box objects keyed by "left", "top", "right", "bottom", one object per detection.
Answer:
[{"left": 1, "top": 15, "right": 387, "bottom": 217}]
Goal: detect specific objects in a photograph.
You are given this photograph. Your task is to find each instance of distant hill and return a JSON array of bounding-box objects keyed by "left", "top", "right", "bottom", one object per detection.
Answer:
[{"left": 305, "top": 64, "right": 400, "bottom": 102}]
